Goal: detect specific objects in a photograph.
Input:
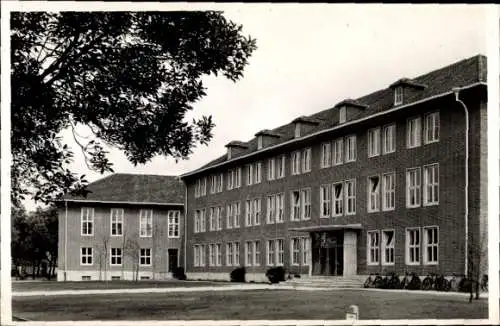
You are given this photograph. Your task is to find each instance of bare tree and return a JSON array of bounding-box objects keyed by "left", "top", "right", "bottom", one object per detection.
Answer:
[
  {"left": 152, "top": 223, "right": 165, "bottom": 280},
  {"left": 467, "top": 229, "right": 488, "bottom": 302},
  {"left": 124, "top": 234, "right": 141, "bottom": 283},
  {"left": 95, "top": 233, "right": 110, "bottom": 282}
]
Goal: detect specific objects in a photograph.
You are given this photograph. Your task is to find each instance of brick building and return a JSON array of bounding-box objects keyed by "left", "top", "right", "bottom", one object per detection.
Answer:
[
  {"left": 57, "top": 173, "right": 184, "bottom": 281},
  {"left": 180, "top": 55, "right": 488, "bottom": 282}
]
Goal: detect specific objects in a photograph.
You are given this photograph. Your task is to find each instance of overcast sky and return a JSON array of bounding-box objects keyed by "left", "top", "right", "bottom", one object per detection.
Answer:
[{"left": 26, "top": 4, "right": 490, "bottom": 210}]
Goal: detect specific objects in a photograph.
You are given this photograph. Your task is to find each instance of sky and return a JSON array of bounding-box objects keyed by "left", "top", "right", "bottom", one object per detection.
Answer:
[{"left": 26, "top": 4, "right": 490, "bottom": 211}]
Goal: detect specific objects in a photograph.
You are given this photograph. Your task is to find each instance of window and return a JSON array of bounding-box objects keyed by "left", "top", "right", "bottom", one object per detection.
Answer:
[
  {"left": 382, "top": 230, "right": 395, "bottom": 265},
  {"left": 301, "top": 237, "right": 310, "bottom": 265},
  {"left": 110, "top": 208, "right": 124, "bottom": 236},
  {"left": 81, "top": 247, "right": 93, "bottom": 265},
  {"left": 194, "top": 210, "right": 201, "bottom": 233},
  {"left": 235, "top": 168, "right": 242, "bottom": 188},
  {"left": 82, "top": 276, "right": 91, "bottom": 281},
  {"left": 301, "top": 148, "right": 312, "bottom": 173},
  {"left": 276, "top": 239, "right": 284, "bottom": 266},
  {"left": 195, "top": 179, "right": 201, "bottom": 198},
  {"left": 209, "top": 207, "right": 216, "bottom": 231},
  {"left": 382, "top": 172, "right": 396, "bottom": 211},
  {"left": 277, "top": 155, "right": 286, "bottom": 179},
  {"left": 81, "top": 207, "right": 94, "bottom": 236},
  {"left": 194, "top": 244, "right": 206, "bottom": 267},
  {"left": 267, "top": 240, "right": 275, "bottom": 266},
  {"left": 267, "top": 195, "right": 276, "bottom": 224},
  {"left": 291, "top": 190, "right": 300, "bottom": 221},
  {"left": 382, "top": 124, "right": 396, "bottom": 154},
  {"left": 253, "top": 199, "right": 261, "bottom": 225},
  {"left": 139, "top": 209, "right": 153, "bottom": 237},
  {"left": 291, "top": 150, "right": 301, "bottom": 175},
  {"left": 246, "top": 164, "right": 253, "bottom": 186},
  {"left": 253, "top": 241, "right": 260, "bottom": 266},
  {"left": 291, "top": 238, "right": 301, "bottom": 265},
  {"left": 245, "top": 200, "right": 252, "bottom": 226},
  {"left": 368, "top": 127, "right": 381, "bottom": 157},
  {"left": 210, "top": 174, "right": 217, "bottom": 193},
  {"left": 320, "top": 185, "right": 331, "bottom": 218},
  {"left": 368, "top": 176, "right": 380, "bottom": 213},
  {"left": 339, "top": 106, "right": 347, "bottom": 124},
  {"left": 168, "top": 210, "right": 180, "bottom": 237},
  {"left": 140, "top": 248, "right": 151, "bottom": 266},
  {"left": 345, "top": 135, "right": 357, "bottom": 162},
  {"left": 367, "top": 231, "right": 380, "bottom": 265},
  {"left": 276, "top": 193, "right": 284, "bottom": 223},
  {"left": 245, "top": 241, "right": 253, "bottom": 266},
  {"left": 333, "top": 138, "right": 343, "bottom": 165},
  {"left": 209, "top": 244, "right": 215, "bottom": 266},
  {"left": 345, "top": 179, "right": 356, "bottom": 215},
  {"left": 407, "top": 117, "right": 422, "bottom": 148},
  {"left": 200, "top": 209, "right": 206, "bottom": 232},
  {"left": 406, "top": 228, "right": 420, "bottom": 265},
  {"left": 294, "top": 123, "right": 301, "bottom": 138},
  {"left": 321, "top": 142, "right": 331, "bottom": 168},
  {"left": 424, "top": 226, "right": 439, "bottom": 264},
  {"left": 216, "top": 243, "right": 222, "bottom": 266},
  {"left": 257, "top": 135, "right": 263, "bottom": 150},
  {"left": 424, "top": 112, "right": 440, "bottom": 144},
  {"left": 227, "top": 169, "right": 234, "bottom": 190},
  {"left": 423, "top": 164, "right": 439, "bottom": 206},
  {"left": 254, "top": 162, "right": 262, "bottom": 184},
  {"left": 332, "top": 183, "right": 344, "bottom": 217},
  {"left": 226, "top": 204, "right": 233, "bottom": 229},
  {"left": 301, "top": 188, "right": 311, "bottom": 220},
  {"left": 201, "top": 177, "right": 207, "bottom": 196},
  {"left": 217, "top": 173, "right": 224, "bottom": 192},
  {"left": 268, "top": 158, "right": 276, "bottom": 180},
  {"left": 110, "top": 248, "right": 122, "bottom": 266},
  {"left": 233, "top": 242, "right": 240, "bottom": 266},
  {"left": 217, "top": 206, "right": 223, "bottom": 230},
  {"left": 233, "top": 202, "right": 240, "bottom": 228},
  {"left": 406, "top": 168, "right": 421, "bottom": 208},
  {"left": 394, "top": 86, "right": 403, "bottom": 105}
]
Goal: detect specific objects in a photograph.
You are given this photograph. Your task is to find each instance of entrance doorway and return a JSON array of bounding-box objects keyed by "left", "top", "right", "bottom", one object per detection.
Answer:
[
  {"left": 168, "top": 249, "right": 179, "bottom": 272},
  {"left": 312, "top": 231, "right": 344, "bottom": 276}
]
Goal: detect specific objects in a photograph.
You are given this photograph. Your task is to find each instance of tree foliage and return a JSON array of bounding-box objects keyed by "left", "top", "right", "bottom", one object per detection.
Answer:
[{"left": 11, "top": 11, "right": 257, "bottom": 205}]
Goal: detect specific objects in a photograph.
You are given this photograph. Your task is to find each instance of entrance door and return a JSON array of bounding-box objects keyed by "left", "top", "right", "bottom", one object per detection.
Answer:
[
  {"left": 312, "top": 232, "right": 344, "bottom": 276},
  {"left": 168, "top": 249, "right": 179, "bottom": 272}
]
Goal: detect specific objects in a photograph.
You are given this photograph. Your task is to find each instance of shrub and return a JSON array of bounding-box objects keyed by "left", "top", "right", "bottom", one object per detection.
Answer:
[
  {"left": 266, "top": 266, "right": 286, "bottom": 284},
  {"left": 230, "top": 267, "right": 246, "bottom": 283},
  {"left": 172, "top": 267, "right": 187, "bottom": 280}
]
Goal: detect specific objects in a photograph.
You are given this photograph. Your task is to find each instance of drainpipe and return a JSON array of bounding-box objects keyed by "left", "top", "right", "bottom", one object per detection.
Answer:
[
  {"left": 183, "top": 182, "right": 188, "bottom": 272},
  {"left": 452, "top": 87, "right": 469, "bottom": 278},
  {"left": 64, "top": 200, "right": 68, "bottom": 281}
]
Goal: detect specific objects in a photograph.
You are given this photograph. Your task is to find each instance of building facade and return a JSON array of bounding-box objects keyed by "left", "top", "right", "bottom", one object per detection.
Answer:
[
  {"left": 181, "top": 55, "right": 488, "bottom": 281},
  {"left": 57, "top": 173, "right": 184, "bottom": 281}
]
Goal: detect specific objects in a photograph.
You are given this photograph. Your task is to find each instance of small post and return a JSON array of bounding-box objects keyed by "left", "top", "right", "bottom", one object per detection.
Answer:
[{"left": 346, "top": 305, "right": 359, "bottom": 320}]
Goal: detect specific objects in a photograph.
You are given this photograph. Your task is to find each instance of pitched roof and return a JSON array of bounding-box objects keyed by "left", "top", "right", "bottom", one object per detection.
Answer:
[
  {"left": 64, "top": 173, "right": 184, "bottom": 204},
  {"left": 185, "top": 54, "right": 487, "bottom": 177}
]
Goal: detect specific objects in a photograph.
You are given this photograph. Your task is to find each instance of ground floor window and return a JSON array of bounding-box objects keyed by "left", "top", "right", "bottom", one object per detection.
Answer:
[
  {"left": 406, "top": 228, "right": 420, "bottom": 265},
  {"left": 193, "top": 244, "right": 206, "bottom": 267},
  {"left": 423, "top": 226, "right": 439, "bottom": 264},
  {"left": 140, "top": 248, "right": 151, "bottom": 266},
  {"left": 110, "top": 248, "right": 122, "bottom": 266},
  {"left": 367, "top": 231, "right": 380, "bottom": 265},
  {"left": 81, "top": 247, "right": 93, "bottom": 266},
  {"left": 381, "top": 230, "right": 395, "bottom": 265}
]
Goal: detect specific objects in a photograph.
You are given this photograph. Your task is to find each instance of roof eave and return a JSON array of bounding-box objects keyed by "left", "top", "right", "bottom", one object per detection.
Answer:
[{"left": 59, "top": 198, "right": 184, "bottom": 207}]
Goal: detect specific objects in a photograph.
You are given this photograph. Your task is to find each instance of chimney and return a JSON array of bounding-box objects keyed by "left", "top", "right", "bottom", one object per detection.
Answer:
[{"left": 225, "top": 141, "right": 249, "bottom": 160}]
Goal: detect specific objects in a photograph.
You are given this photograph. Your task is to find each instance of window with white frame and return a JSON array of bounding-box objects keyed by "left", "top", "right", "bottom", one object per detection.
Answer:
[
  {"left": 81, "top": 207, "right": 94, "bottom": 236},
  {"left": 382, "top": 172, "right": 396, "bottom": 211},
  {"left": 246, "top": 164, "right": 253, "bottom": 186},
  {"left": 277, "top": 155, "right": 286, "bottom": 179},
  {"left": 383, "top": 124, "right": 396, "bottom": 154},
  {"left": 268, "top": 158, "right": 276, "bottom": 181},
  {"left": 339, "top": 106, "right": 347, "bottom": 124},
  {"left": 235, "top": 168, "right": 242, "bottom": 188},
  {"left": 332, "top": 183, "right": 344, "bottom": 216},
  {"left": 345, "top": 179, "right": 356, "bottom": 215},
  {"left": 245, "top": 241, "right": 253, "bottom": 266},
  {"left": 168, "top": 210, "right": 180, "bottom": 237},
  {"left": 245, "top": 200, "right": 252, "bottom": 226},
  {"left": 291, "top": 150, "right": 301, "bottom": 175},
  {"left": 226, "top": 242, "right": 234, "bottom": 266},
  {"left": 201, "top": 177, "right": 207, "bottom": 196},
  {"left": 368, "top": 127, "right": 381, "bottom": 157},
  {"left": 406, "top": 228, "right": 420, "bottom": 265},
  {"left": 253, "top": 241, "right": 260, "bottom": 266},
  {"left": 276, "top": 239, "right": 284, "bottom": 266},
  {"left": 233, "top": 242, "right": 240, "bottom": 266},
  {"left": 209, "top": 244, "right": 215, "bottom": 266},
  {"left": 217, "top": 206, "right": 223, "bottom": 230},
  {"left": 81, "top": 247, "right": 93, "bottom": 265},
  {"left": 367, "top": 231, "right": 380, "bottom": 265},
  {"left": 254, "top": 162, "right": 262, "bottom": 184},
  {"left": 301, "top": 148, "right": 312, "bottom": 173},
  {"left": 406, "top": 168, "right": 421, "bottom": 208},
  {"left": 382, "top": 230, "right": 395, "bottom": 265},
  {"left": 321, "top": 142, "right": 331, "bottom": 168},
  {"left": 291, "top": 190, "right": 301, "bottom": 221},
  {"left": 140, "top": 248, "right": 151, "bottom": 266},
  {"left": 301, "top": 188, "right": 311, "bottom": 220},
  {"left": 209, "top": 207, "right": 216, "bottom": 231},
  {"left": 276, "top": 193, "right": 284, "bottom": 223},
  {"left": 139, "top": 209, "right": 153, "bottom": 237},
  {"left": 423, "top": 163, "right": 439, "bottom": 206},
  {"left": 110, "top": 248, "right": 122, "bottom": 266},
  {"left": 233, "top": 202, "right": 240, "bottom": 228},
  {"left": 200, "top": 209, "right": 206, "bottom": 232},
  {"left": 267, "top": 195, "right": 276, "bottom": 224},
  {"left": 294, "top": 123, "right": 301, "bottom": 138},
  {"left": 253, "top": 198, "right": 261, "bottom": 225},
  {"left": 394, "top": 86, "right": 403, "bottom": 105},
  {"left": 257, "top": 135, "right": 263, "bottom": 150},
  {"left": 301, "top": 237, "right": 310, "bottom": 265},
  {"left": 210, "top": 174, "right": 217, "bottom": 193},
  {"left": 407, "top": 117, "right": 422, "bottom": 148},
  {"left": 226, "top": 204, "right": 233, "bottom": 229},
  {"left": 368, "top": 176, "right": 380, "bottom": 213},
  {"left": 320, "top": 185, "right": 331, "bottom": 218},
  {"left": 424, "top": 226, "right": 438, "bottom": 264},
  {"left": 194, "top": 210, "right": 201, "bottom": 233},
  {"left": 345, "top": 135, "right": 357, "bottom": 162},
  {"left": 216, "top": 243, "right": 222, "bottom": 266},
  {"left": 110, "top": 208, "right": 124, "bottom": 236},
  {"left": 200, "top": 245, "right": 206, "bottom": 266},
  {"left": 333, "top": 138, "right": 343, "bottom": 165},
  {"left": 217, "top": 173, "right": 224, "bottom": 192},
  {"left": 194, "top": 245, "right": 200, "bottom": 267},
  {"left": 227, "top": 169, "right": 235, "bottom": 190},
  {"left": 424, "top": 112, "right": 440, "bottom": 144},
  {"left": 267, "top": 240, "right": 275, "bottom": 266},
  {"left": 195, "top": 179, "right": 201, "bottom": 198},
  {"left": 291, "top": 238, "right": 301, "bottom": 265}
]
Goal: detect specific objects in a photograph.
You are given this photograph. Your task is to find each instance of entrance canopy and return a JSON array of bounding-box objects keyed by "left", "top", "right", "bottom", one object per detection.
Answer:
[{"left": 289, "top": 223, "right": 362, "bottom": 232}]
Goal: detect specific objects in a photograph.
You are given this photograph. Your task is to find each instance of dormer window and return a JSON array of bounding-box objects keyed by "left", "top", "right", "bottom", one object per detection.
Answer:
[
  {"left": 257, "top": 136, "right": 263, "bottom": 150},
  {"left": 394, "top": 86, "right": 403, "bottom": 106},
  {"left": 294, "top": 123, "right": 301, "bottom": 138},
  {"left": 339, "top": 106, "right": 347, "bottom": 124}
]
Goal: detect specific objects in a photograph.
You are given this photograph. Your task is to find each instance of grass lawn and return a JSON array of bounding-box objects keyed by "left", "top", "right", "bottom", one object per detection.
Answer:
[
  {"left": 12, "top": 289, "right": 487, "bottom": 321},
  {"left": 12, "top": 280, "right": 231, "bottom": 292}
]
